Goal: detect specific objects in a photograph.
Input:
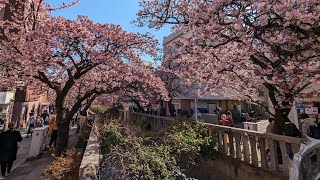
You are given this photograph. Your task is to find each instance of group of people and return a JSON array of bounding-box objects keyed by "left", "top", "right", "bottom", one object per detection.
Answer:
[
  {"left": 0, "top": 109, "right": 58, "bottom": 179},
  {"left": 266, "top": 113, "right": 320, "bottom": 138},
  {"left": 0, "top": 105, "right": 88, "bottom": 179},
  {"left": 219, "top": 111, "right": 235, "bottom": 127},
  {"left": 25, "top": 109, "right": 58, "bottom": 150},
  {"left": 26, "top": 110, "right": 51, "bottom": 137},
  {"left": 218, "top": 110, "right": 320, "bottom": 163},
  {"left": 265, "top": 113, "right": 320, "bottom": 163}
]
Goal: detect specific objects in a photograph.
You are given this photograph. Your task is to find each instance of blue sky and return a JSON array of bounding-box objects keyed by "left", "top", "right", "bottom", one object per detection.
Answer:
[{"left": 47, "top": 0, "right": 172, "bottom": 62}]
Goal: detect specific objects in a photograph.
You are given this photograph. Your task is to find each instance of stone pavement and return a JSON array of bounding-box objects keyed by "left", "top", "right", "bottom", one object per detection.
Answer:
[{"left": 5, "top": 127, "right": 79, "bottom": 180}]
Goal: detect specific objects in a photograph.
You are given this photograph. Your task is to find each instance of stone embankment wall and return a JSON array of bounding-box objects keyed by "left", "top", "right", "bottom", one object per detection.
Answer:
[{"left": 189, "top": 155, "right": 288, "bottom": 180}]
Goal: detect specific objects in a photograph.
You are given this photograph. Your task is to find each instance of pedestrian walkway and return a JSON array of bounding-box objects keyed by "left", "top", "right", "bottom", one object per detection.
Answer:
[
  {"left": 11, "top": 130, "right": 32, "bottom": 172},
  {"left": 5, "top": 127, "right": 79, "bottom": 180}
]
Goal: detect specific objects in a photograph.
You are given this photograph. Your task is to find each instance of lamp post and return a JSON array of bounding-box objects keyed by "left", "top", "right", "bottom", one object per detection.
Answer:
[
  {"left": 194, "top": 81, "right": 201, "bottom": 122},
  {"left": 194, "top": 96, "right": 198, "bottom": 122}
]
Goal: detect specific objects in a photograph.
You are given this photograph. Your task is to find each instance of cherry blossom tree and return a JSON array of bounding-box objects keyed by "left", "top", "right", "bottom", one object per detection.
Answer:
[
  {"left": 136, "top": 0, "right": 320, "bottom": 134},
  {"left": 157, "top": 55, "right": 196, "bottom": 116},
  {"left": 0, "top": 0, "right": 80, "bottom": 87},
  {"left": 0, "top": 0, "right": 168, "bottom": 154},
  {"left": 1, "top": 15, "right": 167, "bottom": 154}
]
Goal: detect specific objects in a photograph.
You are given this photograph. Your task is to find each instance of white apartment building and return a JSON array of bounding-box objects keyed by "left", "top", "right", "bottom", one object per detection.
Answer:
[
  {"left": 0, "top": 91, "right": 15, "bottom": 130},
  {"left": 162, "top": 30, "right": 264, "bottom": 118}
]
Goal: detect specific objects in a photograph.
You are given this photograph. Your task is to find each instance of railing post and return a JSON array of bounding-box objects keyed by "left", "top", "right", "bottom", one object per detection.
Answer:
[
  {"left": 268, "top": 139, "right": 277, "bottom": 170},
  {"left": 235, "top": 134, "right": 242, "bottom": 160},
  {"left": 218, "top": 131, "right": 224, "bottom": 153},
  {"left": 249, "top": 136, "right": 258, "bottom": 166},
  {"left": 259, "top": 137, "right": 268, "bottom": 168},
  {"left": 243, "top": 135, "right": 250, "bottom": 163},
  {"left": 279, "top": 142, "right": 289, "bottom": 173},
  {"left": 223, "top": 132, "right": 229, "bottom": 155},
  {"left": 228, "top": 133, "right": 235, "bottom": 158},
  {"left": 208, "top": 126, "right": 212, "bottom": 136}
]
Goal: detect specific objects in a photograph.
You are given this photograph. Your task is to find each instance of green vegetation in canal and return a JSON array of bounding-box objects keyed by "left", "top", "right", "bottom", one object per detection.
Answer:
[{"left": 98, "top": 115, "right": 217, "bottom": 179}]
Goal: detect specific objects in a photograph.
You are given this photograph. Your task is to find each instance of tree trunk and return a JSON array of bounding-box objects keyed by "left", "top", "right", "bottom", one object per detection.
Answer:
[
  {"left": 55, "top": 115, "right": 70, "bottom": 156},
  {"left": 55, "top": 99, "right": 70, "bottom": 156},
  {"left": 168, "top": 98, "right": 175, "bottom": 117},
  {"left": 160, "top": 99, "right": 165, "bottom": 116}
]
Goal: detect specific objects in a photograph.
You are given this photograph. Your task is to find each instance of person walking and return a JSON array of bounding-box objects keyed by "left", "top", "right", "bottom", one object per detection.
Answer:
[
  {"left": 266, "top": 118, "right": 275, "bottom": 161},
  {"left": 36, "top": 115, "right": 43, "bottom": 127},
  {"left": 284, "top": 119, "right": 302, "bottom": 138},
  {"left": 266, "top": 117, "right": 275, "bottom": 134},
  {"left": 26, "top": 113, "right": 35, "bottom": 138},
  {"left": 0, "top": 122, "right": 23, "bottom": 179},
  {"left": 48, "top": 116, "right": 57, "bottom": 151},
  {"left": 41, "top": 110, "right": 49, "bottom": 126},
  {"left": 283, "top": 118, "right": 301, "bottom": 160}
]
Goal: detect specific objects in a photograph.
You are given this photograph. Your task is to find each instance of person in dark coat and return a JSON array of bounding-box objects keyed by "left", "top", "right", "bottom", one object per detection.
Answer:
[
  {"left": 283, "top": 119, "right": 301, "bottom": 160},
  {"left": 41, "top": 110, "right": 49, "bottom": 126},
  {"left": 0, "top": 122, "right": 23, "bottom": 179}
]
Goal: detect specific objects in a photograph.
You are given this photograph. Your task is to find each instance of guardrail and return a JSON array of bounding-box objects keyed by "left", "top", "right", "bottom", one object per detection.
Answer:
[{"left": 121, "top": 111, "right": 303, "bottom": 175}]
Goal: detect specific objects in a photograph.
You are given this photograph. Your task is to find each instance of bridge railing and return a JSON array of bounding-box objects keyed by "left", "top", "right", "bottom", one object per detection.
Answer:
[
  {"left": 206, "top": 123, "right": 302, "bottom": 173},
  {"left": 120, "top": 110, "right": 303, "bottom": 174}
]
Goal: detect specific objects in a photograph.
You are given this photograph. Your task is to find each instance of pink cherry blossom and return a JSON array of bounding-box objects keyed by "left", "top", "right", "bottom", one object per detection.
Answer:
[{"left": 136, "top": 0, "right": 320, "bottom": 133}]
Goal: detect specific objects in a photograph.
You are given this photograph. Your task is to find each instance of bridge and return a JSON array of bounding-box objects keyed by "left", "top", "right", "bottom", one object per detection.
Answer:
[{"left": 120, "top": 110, "right": 320, "bottom": 180}]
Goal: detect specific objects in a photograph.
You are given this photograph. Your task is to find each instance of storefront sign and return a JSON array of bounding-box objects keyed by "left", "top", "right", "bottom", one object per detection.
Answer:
[
  {"left": 295, "top": 105, "right": 305, "bottom": 109},
  {"left": 305, "top": 107, "right": 319, "bottom": 115}
]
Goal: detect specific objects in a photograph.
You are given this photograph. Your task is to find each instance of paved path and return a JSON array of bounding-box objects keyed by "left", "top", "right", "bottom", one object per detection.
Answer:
[
  {"left": 6, "top": 127, "right": 79, "bottom": 180},
  {"left": 11, "top": 130, "right": 32, "bottom": 172}
]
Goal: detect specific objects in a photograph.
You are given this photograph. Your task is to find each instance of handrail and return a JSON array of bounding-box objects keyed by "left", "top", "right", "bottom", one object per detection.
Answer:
[
  {"left": 205, "top": 123, "right": 302, "bottom": 145},
  {"left": 129, "top": 111, "right": 174, "bottom": 121}
]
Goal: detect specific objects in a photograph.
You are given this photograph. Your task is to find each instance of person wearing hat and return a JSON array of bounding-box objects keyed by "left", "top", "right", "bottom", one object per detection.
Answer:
[
  {"left": 266, "top": 117, "right": 275, "bottom": 134},
  {"left": 226, "top": 111, "right": 235, "bottom": 127},
  {"left": 301, "top": 113, "right": 317, "bottom": 137},
  {"left": 0, "top": 122, "right": 23, "bottom": 179}
]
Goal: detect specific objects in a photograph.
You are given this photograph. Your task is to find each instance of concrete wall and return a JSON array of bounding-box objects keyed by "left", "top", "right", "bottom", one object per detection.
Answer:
[
  {"left": 79, "top": 113, "right": 99, "bottom": 180},
  {"left": 188, "top": 155, "right": 288, "bottom": 180}
]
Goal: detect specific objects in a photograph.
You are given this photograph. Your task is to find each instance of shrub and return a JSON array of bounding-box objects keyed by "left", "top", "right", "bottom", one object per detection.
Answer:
[
  {"left": 90, "top": 105, "right": 109, "bottom": 115},
  {"left": 99, "top": 119, "right": 217, "bottom": 179},
  {"left": 91, "top": 105, "right": 119, "bottom": 124},
  {"left": 43, "top": 149, "right": 83, "bottom": 180},
  {"left": 177, "top": 109, "right": 190, "bottom": 118},
  {"left": 100, "top": 121, "right": 125, "bottom": 154},
  {"left": 140, "top": 120, "right": 152, "bottom": 131}
]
